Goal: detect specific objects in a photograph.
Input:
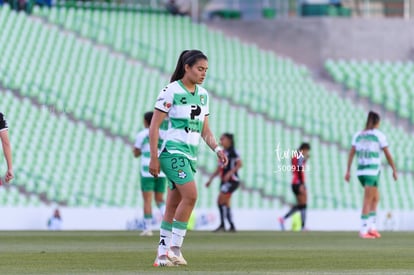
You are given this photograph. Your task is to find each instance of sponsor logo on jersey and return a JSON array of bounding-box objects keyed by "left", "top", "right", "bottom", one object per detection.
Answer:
[
  {"left": 163, "top": 101, "right": 172, "bottom": 109},
  {"left": 180, "top": 97, "right": 187, "bottom": 104}
]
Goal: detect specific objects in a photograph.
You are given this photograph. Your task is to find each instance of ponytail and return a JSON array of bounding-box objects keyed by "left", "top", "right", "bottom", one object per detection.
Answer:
[
  {"left": 365, "top": 111, "right": 380, "bottom": 130},
  {"left": 170, "top": 49, "right": 208, "bottom": 83}
]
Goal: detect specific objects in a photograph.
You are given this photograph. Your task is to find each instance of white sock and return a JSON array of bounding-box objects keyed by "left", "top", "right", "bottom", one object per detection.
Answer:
[
  {"left": 360, "top": 215, "right": 369, "bottom": 234},
  {"left": 369, "top": 212, "right": 377, "bottom": 231},
  {"left": 144, "top": 218, "right": 152, "bottom": 231},
  {"left": 171, "top": 228, "right": 187, "bottom": 248},
  {"left": 158, "top": 229, "right": 172, "bottom": 257}
]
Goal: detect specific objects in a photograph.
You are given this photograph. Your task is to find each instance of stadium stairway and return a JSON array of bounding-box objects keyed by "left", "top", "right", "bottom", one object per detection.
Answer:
[{"left": 0, "top": 4, "right": 413, "bottom": 210}]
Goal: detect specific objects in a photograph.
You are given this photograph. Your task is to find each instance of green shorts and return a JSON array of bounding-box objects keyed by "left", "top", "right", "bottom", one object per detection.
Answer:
[
  {"left": 141, "top": 176, "right": 167, "bottom": 193},
  {"left": 358, "top": 175, "right": 379, "bottom": 187},
  {"left": 159, "top": 150, "right": 197, "bottom": 189}
]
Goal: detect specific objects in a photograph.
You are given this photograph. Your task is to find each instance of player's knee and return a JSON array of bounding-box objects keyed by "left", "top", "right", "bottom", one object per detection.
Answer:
[
  {"left": 298, "top": 204, "right": 307, "bottom": 210},
  {"left": 183, "top": 194, "right": 197, "bottom": 206}
]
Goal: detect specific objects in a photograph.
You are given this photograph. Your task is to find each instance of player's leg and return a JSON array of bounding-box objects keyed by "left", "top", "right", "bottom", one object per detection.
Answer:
[
  {"left": 214, "top": 191, "right": 226, "bottom": 232},
  {"left": 156, "top": 153, "right": 196, "bottom": 266},
  {"left": 154, "top": 177, "right": 167, "bottom": 216},
  {"left": 141, "top": 177, "right": 155, "bottom": 236},
  {"left": 297, "top": 184, "right": 307, "bottom": 230},
  {"left": 224, "top": 181, "right": 239, "bottom": 232},
  {"left": 170, "top": 181, "right": 197, "bottom": 248},
  {"left": 358, "top": 176, "right": 378, "bottom": 238},
  {"left": 368, "top": 181, "right": 381, "bottom": 238},
  {"left": 281, "top": 185, "right": 301, "bottom": 220},
  {"left": 142, "top": 191, "right": 153, "bottom": 234},
  {"left": 156, "top": 187, "right": 181, "bottom": 266}
]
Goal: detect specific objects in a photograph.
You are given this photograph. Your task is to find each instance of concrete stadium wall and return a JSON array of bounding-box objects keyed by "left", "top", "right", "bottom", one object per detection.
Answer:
[{"left": 207, "top": 18, "right": 414, "bottom": 69}]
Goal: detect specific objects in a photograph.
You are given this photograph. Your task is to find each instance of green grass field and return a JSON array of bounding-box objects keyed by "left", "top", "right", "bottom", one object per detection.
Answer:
[{"left": 0, "top": 231, "right": 413, "bottom": 275}]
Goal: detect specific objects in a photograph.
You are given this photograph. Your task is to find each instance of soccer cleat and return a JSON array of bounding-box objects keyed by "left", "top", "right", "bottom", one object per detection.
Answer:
[
  {"left": 368, "top": 230, "right": 381, "bottom": 238},
  {"left": 278, "top": 217, "right": 285, "bottom": 231},
  {"left": 213, "top": 225, "right": 226, "bottom": 232},
  {"left": 153, "top": 256, "right": 175, "bottom": 267},
  {"left": 167, "top": 250, "right": 188, "bottom": 266},
  {"left": 228, "top": 225, "right": 236, "bottom": 233},
  {"left": 359, "top": 233, "right": 376, "bottom": 239},
  {"left": 140, "top": 230, "right": 153, "bottom": 237}
]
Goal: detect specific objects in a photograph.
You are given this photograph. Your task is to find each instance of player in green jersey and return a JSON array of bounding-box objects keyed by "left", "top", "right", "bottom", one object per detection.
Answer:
[
  {"left": 345, "top": 111, "right": 397, "bottom": 239},
  {"left": 133, "top": 111, "right": 167, "bottom": 236},
  {"left": 149, "top": 50, "right": 228, "bottom": 267}
]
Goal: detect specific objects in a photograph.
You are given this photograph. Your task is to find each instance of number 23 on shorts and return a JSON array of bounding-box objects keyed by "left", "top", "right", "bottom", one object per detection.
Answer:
[{"left": 171, "top": 157, "right": 186, "bottom": 169}]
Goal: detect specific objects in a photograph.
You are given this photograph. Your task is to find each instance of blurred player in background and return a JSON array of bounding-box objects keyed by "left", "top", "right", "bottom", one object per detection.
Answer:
[
  {"left": 149, "top": 50, "right": 227, "bottom": 267},
  {"left": 0, "top": 112, "right": 13, "bottom": 185},
  {"left": 345, "top": 111, "right": 397, "bottom": 239},
  {"left": 279, "top": 142, "right": 311, "bottom": 231},
  {"left": 206, "top": 133, "right": 242, "bottom": 232},
  {"left": 133, "top": 111, "right": 167, "bottom": 237}
]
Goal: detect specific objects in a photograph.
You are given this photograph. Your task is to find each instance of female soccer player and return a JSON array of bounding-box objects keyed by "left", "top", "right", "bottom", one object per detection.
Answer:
[
  {"left": 149, "top": 50, "right": 228, "bottom": 267},
  {"left": 133, "top": 111, "right": 167, "bottom": 236},
  {"left": 206, "top": 133, "right": 242, "bottom": 232},
  {"left": 279, "top": 143, "right": 311, "bottom": 231},
  {"left": 0, "top": 112, "right": 13, "bottom": 185},
  {"left": 345, "top": 111, "right": 397, "bottom": 239}
]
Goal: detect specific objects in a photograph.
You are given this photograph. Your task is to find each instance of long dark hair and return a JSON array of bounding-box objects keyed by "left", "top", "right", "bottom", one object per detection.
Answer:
[
  {"left": 365, "top": 111, "right": 380, "bottom": 130},
  {"left": 222, "top": 133, "right": 235, "bottom": 151},
  {"left": 144, "top": 111, "right": 153, "bottom": 126},
  {"left": 299, "top": 142, "right": 311, "bottom": 151},
  {"left": 170, "top": 50, "right": 208, "bottom": 83}
]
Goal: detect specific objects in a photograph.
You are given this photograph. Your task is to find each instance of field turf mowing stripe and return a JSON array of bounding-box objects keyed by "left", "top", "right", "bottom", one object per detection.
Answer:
[{"left": 0, "top": 231, "right": 413, "bottom": 274}]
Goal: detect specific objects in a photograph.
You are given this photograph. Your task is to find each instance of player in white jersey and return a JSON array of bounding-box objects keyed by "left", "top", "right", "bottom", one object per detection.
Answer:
[
  {"left": 133, "top": 112, "right": 167, "bottom": 236},
  {"left": 149, "top": 50, "right": 228, "bottom": 267},
  {"left": 0, "top": 112, "right": 13, "bottom": 186},
  {"left": 345, "top": 111, "right": 397, "bottom": 239}
]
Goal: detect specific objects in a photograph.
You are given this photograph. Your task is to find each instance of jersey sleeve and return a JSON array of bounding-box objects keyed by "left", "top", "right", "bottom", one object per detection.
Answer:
[
  {"left": 154, "top": 86, "right": 174, "bottom": 113},
  {"left": 351, "top": 132, "right": 359, "bottom": 147},
  {"left": 134, "top": 130, "right": 146, "bottom": 150},
  {"left": 0, "top": 113, "right": 8, "bottom": 132},
  {"left": 378, "top": 131, "right": 389, "bottom": 148},
  {"left": 205, "top": 93, "right": 210, "bottom": 116}
]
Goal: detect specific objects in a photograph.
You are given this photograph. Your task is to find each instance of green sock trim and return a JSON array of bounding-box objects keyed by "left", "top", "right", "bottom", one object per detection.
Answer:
[
  {"left": 161, "top": 221, "right": 173, "bottom": 231},
  {"left": 144, "top": 214, "right": 152, "bottom": 219},
  {"left": 361, "top": 214, "right": 369, "bottom": 220},
  {"left": 172, "top": 220, "right": 188, "bottom": 230},
  {"left": 157, "top": 202, "right": 165, "bottom": 208},
  {"left": 369, "top": 212, "right": 376, "bottom": 217}
]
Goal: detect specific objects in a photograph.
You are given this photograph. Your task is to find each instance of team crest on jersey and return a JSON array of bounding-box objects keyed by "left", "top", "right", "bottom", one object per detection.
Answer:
[
  {"left": 200, "top": 95, "right": 206, "bottom": 105},
  {"left": 178, "top": 169, "right": 187, "bottom": 179}
]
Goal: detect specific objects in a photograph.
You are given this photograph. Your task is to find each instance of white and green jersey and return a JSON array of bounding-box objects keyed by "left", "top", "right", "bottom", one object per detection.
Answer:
[
  {"left": 154, "top": 80, "right": 209, "bottom": 161},
  {"left": 134, "top": 127, "right": 166, "bottom": 178},
  {"left": 352, "top": 129, "right": 388, "bottom": 176}
]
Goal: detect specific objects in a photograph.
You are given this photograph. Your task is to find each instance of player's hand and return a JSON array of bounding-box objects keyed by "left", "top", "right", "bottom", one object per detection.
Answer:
[
  {"left": 5, "top": 169, "right": 13, "bottom": 183},
  {"left": 393, "top": 170, "right": 398, "bottom": 181},
  {"left": 217, "top": 150, "right": 228, "bottom": 167},
  {"left": 149, "top": 157, "right": 160, "bottom": 178},
  {"left": 344, "top": 171, "right": 350, "bottom": 183}
]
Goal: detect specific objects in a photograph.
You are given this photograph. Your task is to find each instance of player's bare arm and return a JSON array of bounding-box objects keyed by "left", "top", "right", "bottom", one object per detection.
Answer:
[
  {"left": 383, "top": 147, "right": 397, "bottom": 181},
  {"left": 0, "top": 129, "right": 13, "bottom": 182},
  {"left": 149, "top": 109, "right": 167, "bottom": 177},
  {"left": 345, "top": 146, "right": 356, "bottom": 182},
  {"left": 201, "top": 116, "right": 228, "bottom": 166}
]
